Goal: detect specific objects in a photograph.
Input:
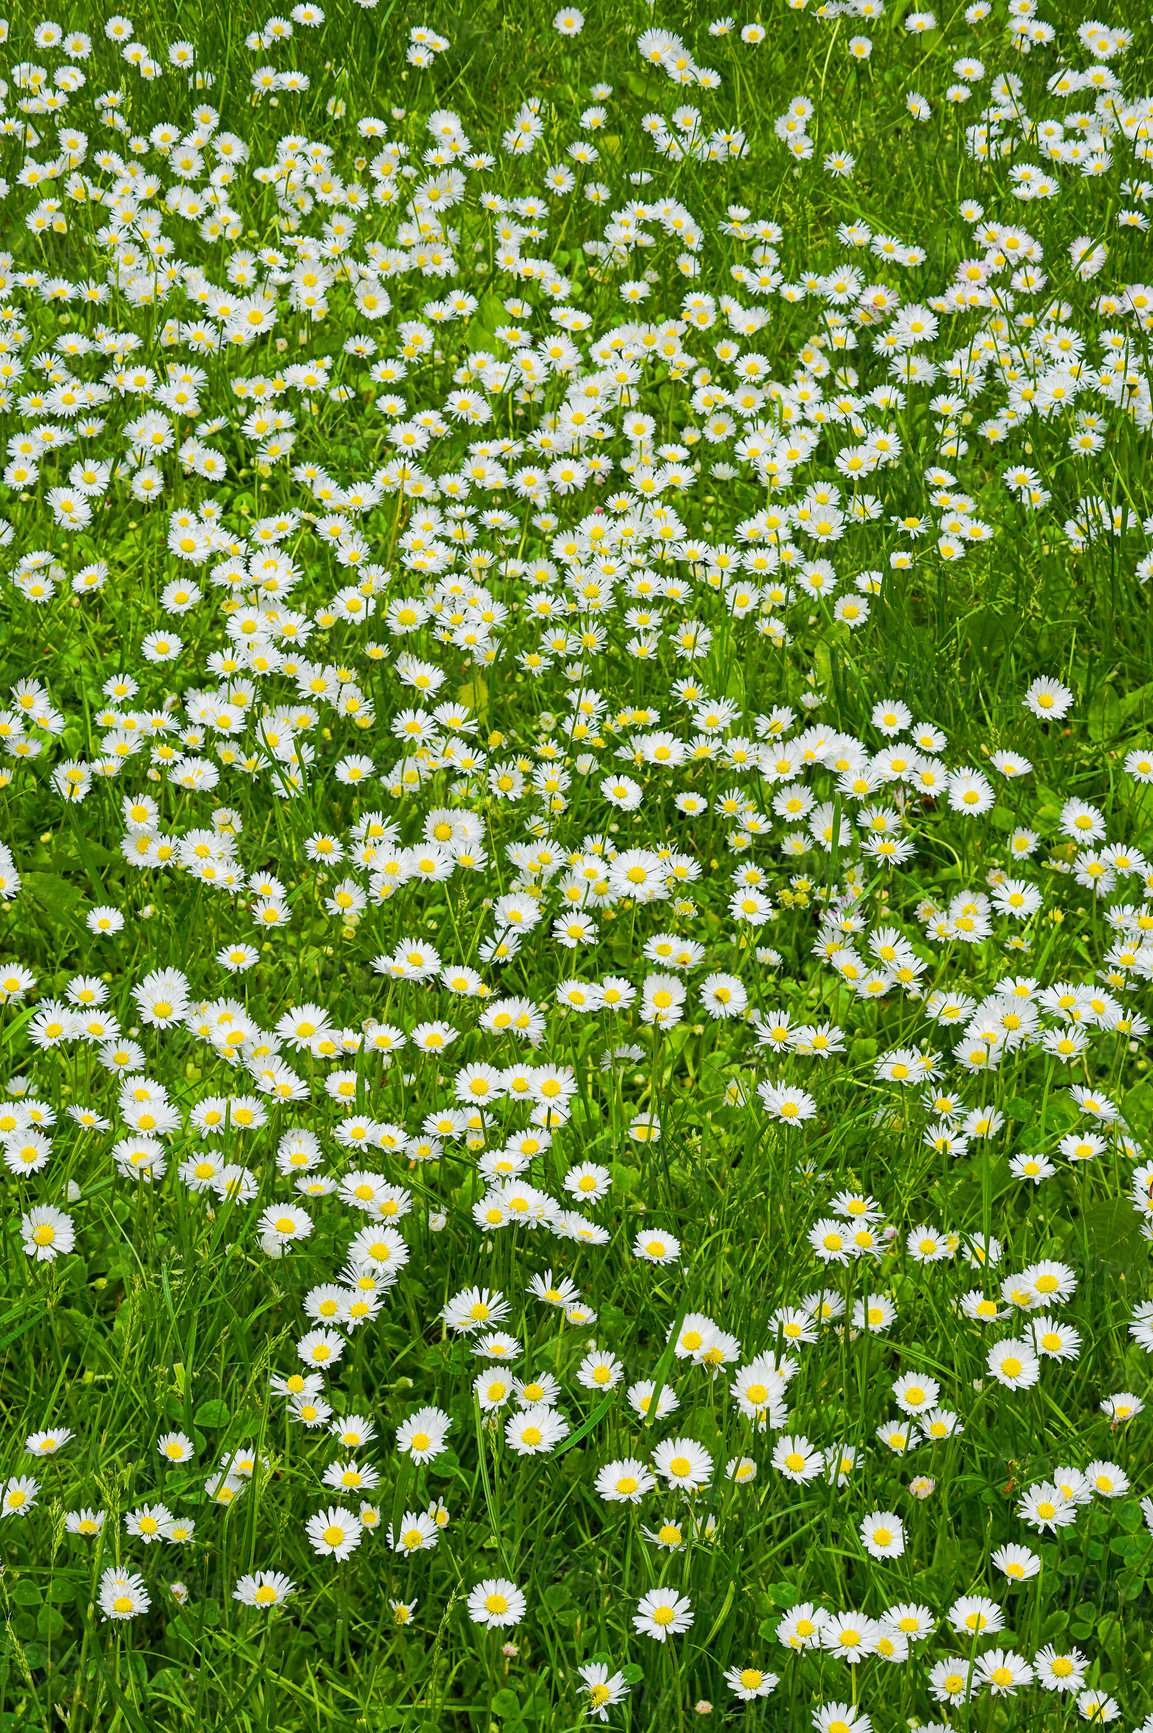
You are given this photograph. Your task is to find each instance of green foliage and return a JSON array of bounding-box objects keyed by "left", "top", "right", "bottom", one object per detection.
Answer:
[{"left": 0, "top": 0, "right": 1151, "bottom": 1730}]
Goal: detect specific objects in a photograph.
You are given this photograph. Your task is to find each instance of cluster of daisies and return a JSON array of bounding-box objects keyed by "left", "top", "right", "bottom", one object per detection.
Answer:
[{"left": 1, "top": 0, "right": 1152, "bottom": 1727}]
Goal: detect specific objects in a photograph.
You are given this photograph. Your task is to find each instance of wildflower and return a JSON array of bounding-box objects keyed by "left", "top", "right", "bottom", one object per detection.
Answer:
[
  {"left": 21, "top": 1206, "right": 75, "bottom": 1261},
  {"left": 1019, "top": 1482, "right": 1078, "bottom": 1533},
  {"left": 776, "top": 1604, "right": 826, "bottom": 1652},
  {"left": 505, "top": 1405, "right": 570, "bottom": 1455},
  {"left": 577, "top": 1661, "right": 630, "bottom": 1720},
  {"left": 821, "top": 1612, "right": 879, "bottom": 1664},
  {"left": 26, "top": 1427, "right": 72, "bottom": 1457},
  {"left": 1036, "top": 1644, "right": 1088, "bottom": 1691},
  {"left": 1024, "top": 676, "right": 1073, "bottom": 719},
  {"left": 397, "top": 1407, "right": 452, "bottom": 1464},
  {"left": 66, "top": 1508, "right": 105, "bottom": 1537},
  {"left": 392, "top": 1512, "right": 439, "bottom": 1554},
  {"left": 595, "top": 1458, "right": 655, "bottom": 1503},
  {"left": 860, "top": 1511, "right": 904, "bottom": 1558},
  {"left": 1, "top": 1477, "right": 39, "bottom": 1518},
  {"left": 126, "top": 1503, "right": 173, "bottom": 1544},
  {"left": 773, "top": 1435, "right": 824, "bottom": 1483},
  {"left": 653, "top": 1437, "right": 713, "bottom": 1491},
  {"left": 98, "top": 1569, "right": 151, "bottom": 1620},
  {"left": 306, "top": 1507, "right": 363, "bottom": 1560},
  {"left": 633, "top": 1587, "right": 693, "bottom": 1641},
  {"left": 467, "top": 1579, "right": 526, "bottom": 1628},
  {"left": 234, "top": 1572, "right": 296, "bottom": 1608},
  {"left": 987, "top": 1338, "right": 1041, "bottom": 1389},
  {"left": 975, "top": 1648, "right": 1034, "bottom": 1694},
  {"left": 812, "top": 1707, "right": 871, "bottom": 1733},
  {"left": 633, "top": 1228, "right": 681, "bottom": 1264},
  {"left": 725, "top": 1664, "right": 778, "bottom": 1699}
]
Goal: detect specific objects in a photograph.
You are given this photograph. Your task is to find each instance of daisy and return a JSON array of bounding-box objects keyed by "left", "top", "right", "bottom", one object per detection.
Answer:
[
  {"left": 633, "top": 1228, "right": 681, "bottom": 1264},
  {"left": 1023, "top": 675, "right": 1073, "bottom": 718},
  {"left": 21, "top": 1206, "right": 75, "bottom": 1262},
  {"left": 772, "top": 1435, "right": 825, "bottom": 1483},
  {"left": 467, "top": 1578, "right": 526, "bottom": 1629},
  {"left": 633, "top": 1587, "right": 693, "bottom": 1642},
  {"left": 595, "top": 1456, "right": 655, "bottom": 1504},
  {"left": 975, "top": 1648, "right": 1034, "bottom": 1694},
  {"left": 577, "top": 1661, "right": 630, "bottom": 1720},
  {"left": 1035, "top": 1643, "right": 1088, "bottom": 1692},
  {"left": 724, "top": 1664, "right": 778, "bottom": 1699},
  {"left": 396, "top": 1407, "right": 453, "bottom": 1464},
  {"left": 306, "top": 1507, "right": 363, "bottom": 1561},
  {"left": 652, "top": 1436, "right": 714, "bottom": 1491},
  {"left": 504, "top": 1405, "right": 570, "bottom": 1455},
  {"left": 987, "top": 1338, "right": 1041, "bottom": 1389},
  {"left": 98, "top": 1568, "right": 151, "bottom": 1620},
  {"left": 234, "top": 1571, "right": 296, "bottom": 1608},
  {"left": 860, "top": 1511, "right": 905, "bottom": 1558}
]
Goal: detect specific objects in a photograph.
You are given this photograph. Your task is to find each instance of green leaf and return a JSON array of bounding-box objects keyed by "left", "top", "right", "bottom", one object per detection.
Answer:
[
  {"left": 609, "top": 1162, "right": 641, "bottom": 1196},
  {"left": 639, "top": 1297, "right": 689, "bottom": 1432},
  {"left": 457, "top": 676, "right": 489, "bottom": 727},
  {"left": 1118, "top": 682, "right": 1153, "bottom": 724},
  {"left": 35, "top": 1604, "right": 65, "bottom": 1639},
  {"left": 1116, "top": 1499, "right": 1144, "bottom": 1534},
  {"left": 194, "top": 1399, "right": 230, "bottom": 1426},
  {"left": 21, "top": 871, "right": 83, "bottom": 918},
  {"left": 1082, "top": 1199, "right": 1146, "bottom": 1276},
  {"left": 473, "top": 1401, "right": 513, "bottom": 1576},
  {"left": 1087, "top": 686, "right": 1122, "bottom": 741},
  {"left": 702, "top": 1578, "right": 736, "bottom": 1644},
  {"left": 552, "top": 1388, "right": 618, "bottom": 1457},
  {"left": 147, "top": 1668, "right": 191, "bottom": 1701}
]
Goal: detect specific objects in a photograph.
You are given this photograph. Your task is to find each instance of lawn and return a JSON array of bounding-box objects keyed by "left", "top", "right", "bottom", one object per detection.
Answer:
[{"left": 0, "top": 0, "right": 1152, "bottom": 1728}]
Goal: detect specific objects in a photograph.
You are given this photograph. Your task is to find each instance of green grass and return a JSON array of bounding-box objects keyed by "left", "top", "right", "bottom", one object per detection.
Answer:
[{"left": 0, "top": 0, "right": 1152, "bottom": 1729}]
